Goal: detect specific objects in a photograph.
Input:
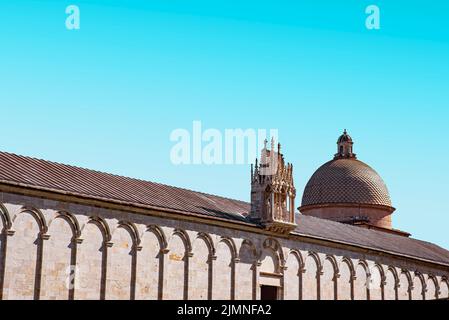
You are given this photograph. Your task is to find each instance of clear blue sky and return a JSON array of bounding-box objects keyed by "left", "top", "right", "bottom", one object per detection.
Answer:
[{"left": 1, "top": 1, "right": 448, "bottom": 248}]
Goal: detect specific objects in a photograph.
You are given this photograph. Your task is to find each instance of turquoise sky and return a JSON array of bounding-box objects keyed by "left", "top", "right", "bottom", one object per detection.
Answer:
[{"left": 1, "top": 1, "right": 448, "bottom": 248}]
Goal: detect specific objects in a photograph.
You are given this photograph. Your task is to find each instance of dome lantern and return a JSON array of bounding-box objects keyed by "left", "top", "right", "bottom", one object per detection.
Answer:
[{"left": 335, "top": 129, "right": 356, "bottom": 159}]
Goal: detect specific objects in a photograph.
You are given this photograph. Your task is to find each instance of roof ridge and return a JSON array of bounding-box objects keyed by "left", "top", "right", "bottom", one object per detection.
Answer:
[{"left": 0, "top": 150, "right": 249, "bottom": 206}]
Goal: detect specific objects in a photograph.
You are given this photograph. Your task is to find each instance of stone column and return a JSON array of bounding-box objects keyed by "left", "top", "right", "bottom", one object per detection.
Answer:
[
  {"left": 34, "top": 232, "right": 50, "bottom": 300},
  {"left": 0, "top": 230, "right": 14, "bottom": 300},
  {"left": 255, "top": 261, "right": 262, "bottom": 300},
  {"left": 160, "top": 248, "right": 169, "bottom": 300},
  {"left": 208, "top": 255, "right": 216, "bottom": 300}
]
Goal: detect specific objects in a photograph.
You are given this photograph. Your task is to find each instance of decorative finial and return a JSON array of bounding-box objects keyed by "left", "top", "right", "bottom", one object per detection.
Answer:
[
  {"left": 263, "top": 139, "right": 268, "bottom": 150},
  {"left": 278, "top": 142, "right": 281, "bottom": 153},
  {"left": 335, "top": 129, "right": 356, "bottom": 159}
]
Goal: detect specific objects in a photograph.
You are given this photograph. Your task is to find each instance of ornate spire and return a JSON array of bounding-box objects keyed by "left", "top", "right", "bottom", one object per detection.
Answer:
[
  {"left": 249, "top": 138, "right": 297, "bottom": 234},
  {"left": 335, "top": 129, "right": 357, "bottom": 159}
]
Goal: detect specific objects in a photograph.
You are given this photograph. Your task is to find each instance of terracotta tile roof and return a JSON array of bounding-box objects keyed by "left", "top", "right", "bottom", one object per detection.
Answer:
[
  {"left": 302, "top": 158, "right": 393, "bottom": 208},
  {"left": 0, "top": 151, "right": 448, "bottom": 266},
  {"left": 0, "top": 151, "right": 249, "bottom": 223},
  {"left": 294, "top": 215, "right": 449, "bottom": 266}
]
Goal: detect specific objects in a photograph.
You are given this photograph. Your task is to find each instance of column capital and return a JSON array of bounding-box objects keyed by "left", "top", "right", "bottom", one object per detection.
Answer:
[{"left": 40, "top": 234, "right": 50, "bottom": 241}]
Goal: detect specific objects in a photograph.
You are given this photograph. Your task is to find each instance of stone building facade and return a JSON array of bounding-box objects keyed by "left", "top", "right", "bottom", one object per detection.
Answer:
[{"left": 0, "top": 132, "right": 448, "bottom": 300}]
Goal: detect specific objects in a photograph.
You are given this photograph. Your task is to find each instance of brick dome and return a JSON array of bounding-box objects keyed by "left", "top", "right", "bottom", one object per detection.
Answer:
[{"left": 301, "top": 158, "right": 393, "bottom": 208}]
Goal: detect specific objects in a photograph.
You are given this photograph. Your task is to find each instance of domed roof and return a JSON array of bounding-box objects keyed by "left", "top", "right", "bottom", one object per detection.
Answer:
[
  {"left": 301, "top": 158, "right": 392, "bottom": 208},
  {"left": 337, "top": 129, "right": 353, "bottom": 144}
]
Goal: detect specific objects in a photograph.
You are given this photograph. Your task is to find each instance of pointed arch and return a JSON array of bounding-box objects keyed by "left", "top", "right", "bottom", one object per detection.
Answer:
[
  {"left": 147, "top": 225, "right": 168, "bottom": 251},
  {"left": 262, "top": 237, "right": 285, "bottom": 271},
  {"left": 0, "top": 203, "right": 11, "bottom": 299},
  {"left": 321, "top": 255, "right": 339, "bottom": 300},
  {"left": 401, "top": 269, "right": 413, "bottom": 287},
  {"left": 374, "top": 263, "right": 385, "bottom": 280},
  {"left": 220, "top": 236, "right": 238, "bottom": 260},
  {"left": 0, "top": 203, "right": 11, "bottom": 231},
  {"left": 164, "top": 229, "right": 191, "bottom": 300},
  {"left": 325, "top": 255, "right": 339, "bottom": 276},
  {"left": 341, "top": 257, "right": 355, "bottom": 278},
  {"left": 339, "top": 257, "right": 355, "bottom": 300},
  {"left": 307, "top": 251, "right": 322, "bottom": 271},
  {"left": 116, "top": 221, "right": 140, "bottom": 248},
  {"left": 354, "top": 260, "right": 369, "bottom": 300},
  {"left": 236, "top": 239, "right": 258, "bottom": 300},
  {"left": 369, "top": 263, "right": 385, "bottom": 300},
  {"left": 84, "top": 216, "right": 111, "bottom": 243},
  {"left": 14, "top": 206, "right": 47, "bottom": 234},
  {"left": 411, "top": 271, "right": 426, "bottom": 300},
  {"left": 386, "top": 266, "right": 399, "bottom": 287},
  {"left": 302, "top": 251, "right": 321, "bottom": 300},
  {"left": 136, "top": 225, "right": 166, "bottom": 300},
  {"left": 357, "top": 259, "right": 369, "bottom": 273},
  {"left": 289, "top": 249, "right": 305, "bottom": 270},
  {"left": 173, "top": 229, "right": 192, "bottom": 256},
  {"left": 384, "top": 266, "right": 399, "bottom": 300},
  {"left": 75, "top": 216, "right": 110, "bottom": 300},
  {"left": 197, "top": 232, "right": 215, "bottom": 257},
  {"left": 439, "top": 276, "right": 449, "bottom": 299},
  {"left": 107, "top": 220, "right": 138, "bottom": 300},
  {"left": 398, "top": 269, "right": 412, "bottom": 300},
  {"left": 284, "top": 249, "right": 304, "bottom": 300},
  {"left": 51, "top": 211, "right": 81, "bottom": 240},
  {"left": 190, "top": 232, "right": 215, "bottom": 300},
  {"left": 426, "top": 274, "right": 439, "bottom": 300},
  {"left": 41, "top": 211, "right": 79, "bottom": 300},
  {"left": 214, "top": 237, "right": 237, "bottom": 300},
  {"left": 241, "top": 239, "right": 258, "bottom": 260},
  {"left": 4, "top": 206, "right": 47, "bottom": 299}
]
